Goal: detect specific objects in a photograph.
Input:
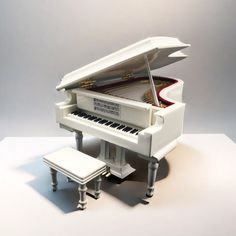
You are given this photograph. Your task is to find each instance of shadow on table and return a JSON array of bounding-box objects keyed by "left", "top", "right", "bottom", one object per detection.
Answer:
[{"left": 18, "top": 137, "right": 169, "bottom": 213}]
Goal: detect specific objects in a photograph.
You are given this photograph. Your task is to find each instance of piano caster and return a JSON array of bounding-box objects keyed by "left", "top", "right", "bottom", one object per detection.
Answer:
[{"left": 146, "top": 159, "right": 159, "bottom": 197}]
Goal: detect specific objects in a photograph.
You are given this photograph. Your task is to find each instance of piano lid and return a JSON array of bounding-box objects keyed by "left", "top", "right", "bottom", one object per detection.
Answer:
[{"left": 56, "top": 37, "right": 190, "bottom": 91}]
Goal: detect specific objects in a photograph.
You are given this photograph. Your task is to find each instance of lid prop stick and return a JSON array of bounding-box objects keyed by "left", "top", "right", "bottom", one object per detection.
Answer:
[{"left": 144, "top": 55, "right": 160, "bottom": 106}]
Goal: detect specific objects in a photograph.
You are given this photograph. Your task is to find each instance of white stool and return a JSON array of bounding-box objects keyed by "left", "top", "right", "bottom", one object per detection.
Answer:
[{"left": 43, "top": 147, "right": 107, "bottom": 210}]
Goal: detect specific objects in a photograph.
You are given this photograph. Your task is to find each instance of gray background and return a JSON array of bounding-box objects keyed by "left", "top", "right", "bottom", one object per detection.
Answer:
[{"left": 0, "top": 0, "right": 235, "bottom": 141}]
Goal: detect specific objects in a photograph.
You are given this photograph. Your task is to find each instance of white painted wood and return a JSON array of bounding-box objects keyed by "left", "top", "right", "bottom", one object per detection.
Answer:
[
  {"left": 94, "top": 175, "right": 102, "bottom": 199},
  {"left": 56, "top": 37, "right": 190, "bottom": 90},
  {"left": 44, "top": 147, "right": 107, "bottom": 210},
  {"left": 43, "top": 147, "right": 106, "bottom": 184},
  {"left": 144, "top": 55, "right": 160, "bottom": 106},
  {"left": 74, "top": 88, "right": 152, "bottom": 128},
  {"left": 146, "top": 160, "right": 159, "bottom": 197},
  {"left": 98, "top": 140, "right": 110, "bottom": 161},
  {"left": 55, "top": 37, "right": 190, "bottom": 197},
  {"left": 50, "top": 168, "right": 58, "bottom": 192},
  {"left": 78, "top": 184, "right": 87, "bottom": 210},
  {"left": 97, "top": 144, "right": 135, "bottom": 179}
]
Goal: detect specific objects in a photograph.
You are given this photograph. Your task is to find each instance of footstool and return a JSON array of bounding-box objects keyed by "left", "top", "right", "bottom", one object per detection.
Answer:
[{"left": 43, "top": 147, "right": 107, "bottom": 210}]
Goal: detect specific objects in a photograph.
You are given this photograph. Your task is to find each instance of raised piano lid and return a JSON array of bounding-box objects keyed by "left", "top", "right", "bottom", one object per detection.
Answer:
[{"left": 56, "top": 37, "right": 190, "bottom": 91}]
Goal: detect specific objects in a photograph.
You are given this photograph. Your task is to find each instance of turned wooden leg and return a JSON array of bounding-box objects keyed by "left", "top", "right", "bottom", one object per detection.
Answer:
[
  {"left": 146, "top": 159, "right": 159, "bottom": 197},
  {"left": 94, "top": 175, "right": 102, "bottom": 199},
  {"left": 77, "top": 184, "right": 87, "bottom": 210},
  {"left": 50, "top": 168, "right": 58, "bottom": 192},
  {"left": 75, "top": 131, "right": 83, "bottom": 151}
]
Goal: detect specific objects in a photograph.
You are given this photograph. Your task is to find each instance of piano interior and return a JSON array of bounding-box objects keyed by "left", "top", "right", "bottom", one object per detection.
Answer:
[{"left": 90, "top": 76, "right": 177, "bottom": 108}]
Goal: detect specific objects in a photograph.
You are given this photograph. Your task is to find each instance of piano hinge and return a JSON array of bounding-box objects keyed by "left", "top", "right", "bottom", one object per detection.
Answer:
[
  {"left": 122, "top": 72, "right": 134, "bottom": 80},
  {"left": 79, "top": 79, "right": 96, "bottom": 89}
]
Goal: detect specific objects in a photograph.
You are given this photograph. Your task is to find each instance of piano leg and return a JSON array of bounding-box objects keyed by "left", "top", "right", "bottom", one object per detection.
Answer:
[
  {"left": 75, "top": 131, "right": 83, "bottom": 151},
  {"left": 146, "top": 159, "right": 159, "bottom": 197}
]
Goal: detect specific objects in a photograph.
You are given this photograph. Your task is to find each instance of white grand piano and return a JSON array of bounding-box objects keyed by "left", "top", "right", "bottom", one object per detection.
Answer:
[{"left": 56, "top": 37, "right": 190, "bottom": 197}]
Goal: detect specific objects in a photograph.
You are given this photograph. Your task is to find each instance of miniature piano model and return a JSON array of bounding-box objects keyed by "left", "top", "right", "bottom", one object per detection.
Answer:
[{"left": 56, "top": 37, "right": 190, "bottom": 197}]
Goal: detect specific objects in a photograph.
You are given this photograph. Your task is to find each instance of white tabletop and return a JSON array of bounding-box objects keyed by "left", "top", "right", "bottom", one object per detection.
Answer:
[{"left": 0, "top": 134, "right": 235, "bottom": 236}]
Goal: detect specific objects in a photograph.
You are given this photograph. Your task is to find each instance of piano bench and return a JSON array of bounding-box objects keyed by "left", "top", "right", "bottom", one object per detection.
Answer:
[{"left": 43, "top": 147, "right": 107, "bottom": 210}]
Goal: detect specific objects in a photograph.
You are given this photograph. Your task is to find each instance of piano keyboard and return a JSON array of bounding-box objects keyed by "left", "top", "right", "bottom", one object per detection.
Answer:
[{"left": 68, "top": 110, "right": 141, "bottom": 136}]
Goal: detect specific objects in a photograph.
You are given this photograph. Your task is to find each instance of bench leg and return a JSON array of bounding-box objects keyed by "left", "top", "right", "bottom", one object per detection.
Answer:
[
  {"left": 94, "top": 175, "right": 102, "bottom": 199},
  {"left": 78, "top": 184, "right": 87, "bottom": 210},
  {"left": 50, "top": 168, "right": 58, "bottom": 192},
  {"left": 146, "top": 159, "right": 159, "bottom": 197}
]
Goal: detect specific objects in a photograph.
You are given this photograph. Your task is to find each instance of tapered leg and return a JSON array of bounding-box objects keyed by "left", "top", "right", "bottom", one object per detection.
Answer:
[
  {"left": 50, "top": 168, "right": 58, "bottom": 192},
  {"left": 75, "top": 131, "right": 83, "bottom": 151},
  {"left": 94, "top": 175, "right": 102, "bottom": 199},
  {"left": 77, "top": 184, "right": 87, "bottom": 210},
  {"left": 146, "top": 159, "right": 159, "bottom": 197}
]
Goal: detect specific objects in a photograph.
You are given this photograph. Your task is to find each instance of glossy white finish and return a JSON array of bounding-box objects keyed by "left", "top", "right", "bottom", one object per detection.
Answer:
[
  {"left": 98, "top": 141, "right": 135, "bottom": 179},
  {"left": 144, "top": 55, "right": 160, "bottom": 106},
  {"left": 56, "top": 37, "right": 189, "bottom": 90},
  {"left": 55, "top": 37, "right": 190, "bottom": 185},
  {"left": 55, "top": 80, "right": 185, "bottom": 157},
  {"left": 159, "top": 78, "right": 184, "bottom": 103},
  {"left": 73, "top": 88, "right": 152, "bottom": 128},
  {"left": 43, "top": 147, "right": 106, "bottom": 184}
]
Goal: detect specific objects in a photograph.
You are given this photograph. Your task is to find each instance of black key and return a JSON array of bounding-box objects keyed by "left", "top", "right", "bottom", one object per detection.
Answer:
[
  {"left": 99, "top": 119, "right": 108, "bottom": 124},
  {"left": 88, "top": 116, "right": 97, "bottom": 120},
  {"left": 105, "top": 121, "right": 113, "bottom": 126},
  {"left": 110, "top": 123, "right": 120, "bottom": 128},
  {"left": 83, "top": 114, "right": 91, "bottom": 119},
  {"left": 123, "top": 126, "right": 133, "bottom": 132},
  {"left": 94, "top": 118, "right": 102, "bottom": 122},
  {"left": 130, "top": 128, "right": 138, "bottom": 134},
  {"left": 117, "top": 125, "right": 125, "bottom": 130},
  {"left": 72, "top": 110, "right": 79, "bottom": 115},
  {"left": 78, "top": 112, "right": 87, "bottom": 117}
]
